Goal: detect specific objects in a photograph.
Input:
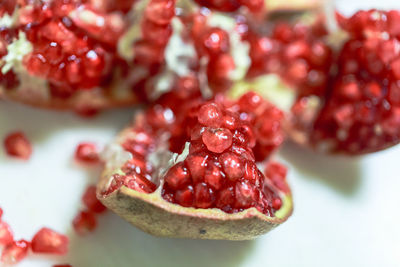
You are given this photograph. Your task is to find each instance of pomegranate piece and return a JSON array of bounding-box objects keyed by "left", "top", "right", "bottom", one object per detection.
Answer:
[
  {"left": 98, "top": 90, "right": 292, "bottom": 240},
  {"left": 305, "top": 10, "right": 400, "bottom": 154},
  {"left": 3, "top": 131, "right": 32, "bottom": 160},
  {"left": 31, "top": 228, "right": 69, "bottom": 255},
  {"left": 1, "top": 240, "right": 30, "bottom": 265},
  {"left": 74, "top": 142, "right": 100, "bottom": 164},
  {"left": 0, "top": 221, "right": 14, "bottom": 246},
  {"left": 0, "top": 0, "right": 175, "bottom": 111},
  {"left": 72, "top": 211, "right": 97, "bottom": 236},
  {"left": 244, "top": 10, "right": 400, "bottom": 154},
  {"left": 82, "top": 185, "right": 107, "bottom": 213}
]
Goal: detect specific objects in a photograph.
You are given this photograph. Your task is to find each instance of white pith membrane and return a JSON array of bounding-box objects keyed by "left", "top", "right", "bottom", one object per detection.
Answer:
[{"left": 0, "top": 2, "right": 142, "bottom": 109}]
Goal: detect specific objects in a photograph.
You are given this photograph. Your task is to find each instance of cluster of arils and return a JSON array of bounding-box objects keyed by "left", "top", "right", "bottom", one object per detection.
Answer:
[
  {"left": 311, "top": 10, "right": 400, "bottom": 154},
  {"left": 245, "top": 16, "right": 332, "bottom": 98},
  {"left": 0, "top": 0, "right": 177, "bottom": 111},
  {"left": 241, "top": 10, "right": 400, "bottom": 155}
]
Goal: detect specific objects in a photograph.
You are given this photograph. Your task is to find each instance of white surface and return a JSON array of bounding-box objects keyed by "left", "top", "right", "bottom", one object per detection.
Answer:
[{"left": 1, "top": 1, "right": 400, "bottom": 266}]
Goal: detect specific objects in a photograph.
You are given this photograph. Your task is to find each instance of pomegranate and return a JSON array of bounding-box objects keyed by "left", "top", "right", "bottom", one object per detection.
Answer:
[
  {"left": 0, "top": 0, "right": 176, "bottom": 112},
  {"left": 0, "top": 0, "right": 322, "bottom": 111},
  {"left": 307, "top": 10, "right": 400, "bottom": 154},
  {"left": 97, "top": 91, "right": 292, "bottom": 240},
  {"left": 232, "top": 10, "right": 400, "bottom": 155}
]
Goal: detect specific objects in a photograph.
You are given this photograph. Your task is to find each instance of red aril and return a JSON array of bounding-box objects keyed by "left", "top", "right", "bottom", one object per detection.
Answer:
[
  {"left": 0, "top": 221, "right": 13, "bottom": 246},
  {"left": 31, "top": 228, "right": 69, "bottom": 255},
  {"left": 1, "top": 240, "right": 30, "bottom": 265},
  {"left": 72, "top": 211, "right": 97, "bottom": 236},
  {"left": 82, "top": 186, "right": 107, "bottom": 213},
  {"left": 75, "top": 142, "right": 100, "bottom": 164},
  {"left": 3, "top": 131, "right": 32, "bottom": 160}
]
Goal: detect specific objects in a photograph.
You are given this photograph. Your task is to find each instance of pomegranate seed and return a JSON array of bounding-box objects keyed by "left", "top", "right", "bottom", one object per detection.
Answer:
[
  {"left": 216, "top": 187, "right": 235, "bottom": 212},
  {"left": 73, "top": 211, "right": 97, "bottom": 236},
  {"left": 122, "top": 157, "right": 150, "bottom": 175},
  {"left": 3, "top": 131, "right": 32, "bottom": 160},
  {"left": 0, "top": 221, "right": 13, "bottom": 246},
  {"left": 82, "top": 186, "right": 107, "bottom": 213},
  {"left": 164, "top": 162, "right": 191, "bottom": 190},
  {"left": 1, "top": 240, "right": 30, "bottom": 265},
  {"left": 0, "top": 207, "right": 3, "bottom": 219},
  {"left": 265, "top": 162, "right": 287, "bottom": 181},
  {"left": 175, "top": 185, "right": 194, "bottom": 207},
  {"left": 202, "top": 28, "right": 230, "bottom": 56},
  {"left": 74, "top": 142, "right": 100, "bottom": 164},
  {"left": 202, "top": 128, "right": 233, "bottom": 153},
  {"left": 186, "top": 153, "right": 209, "bottom": 184},
  {"left": 272, "top": 198, "right": 282, "bottom": 210},
  {"left": 204, "top": 163, "right": 225, "bottom": 190},
  {"left": 145, "top": 0, "right": 176, "bottom": 26},
  {"left": 198, "top": 103, "right": 223, "bottom": 127},
  {"left": 124, "top": 173, "right": 157, "bottom": 193},
  {"left": 31, "top": 228, "right": 69, "bottom": 255},
  {"left": 194, "top": 183, "right": 215, "bottom": 209},
  {"left": 238, "top": 92, "right": 263, "bottom": 112},
  {"left": 235, "top": 180, "right": 259, "bottom": 208},
  {"left": 219, "top": 152, "right": 245, "bottom": 181}
]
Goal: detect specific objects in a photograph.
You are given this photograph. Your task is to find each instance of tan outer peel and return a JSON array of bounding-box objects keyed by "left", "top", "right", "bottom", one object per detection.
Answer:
[
  {"left": 97, "top": 126, "right": 293, "bottom": 240},
  {"left": 97, "top": 174, "right": 292, "bottom": 240},
  {"left": 266, "top": 0, "right": 322, "bottom": 12}
]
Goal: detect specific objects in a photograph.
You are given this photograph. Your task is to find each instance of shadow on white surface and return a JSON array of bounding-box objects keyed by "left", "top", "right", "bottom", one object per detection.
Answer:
[
  {"left": 65, "top": 213, "right": 254, "bottom": 267},
  {"left": 279, "top": 142, "right": 362, "bottom": 196},
  {"left": 0, "top": 101, "right": 137, "bottom": 144}
]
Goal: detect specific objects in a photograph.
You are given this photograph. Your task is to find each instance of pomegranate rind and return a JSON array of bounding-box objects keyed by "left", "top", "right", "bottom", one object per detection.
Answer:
[
  {"left": 98, "top": 185, "right": 292, "bottom": 240},
  {"left": 97, "top": 128, "right": 292, "bottom": 240}
]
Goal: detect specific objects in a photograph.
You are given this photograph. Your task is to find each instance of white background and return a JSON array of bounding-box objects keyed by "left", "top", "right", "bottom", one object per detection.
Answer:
[{"left": 1, "top": 0, "right": 400, "bottom": 266}]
